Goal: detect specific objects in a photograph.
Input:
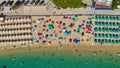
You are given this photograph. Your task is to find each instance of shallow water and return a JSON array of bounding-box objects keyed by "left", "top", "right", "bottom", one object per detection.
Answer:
[{"left": 0, "top": 50, "right": 120, "bottom": 68}]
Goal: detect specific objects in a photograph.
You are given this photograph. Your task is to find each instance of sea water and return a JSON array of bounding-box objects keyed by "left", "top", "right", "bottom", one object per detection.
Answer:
[{"left": 0, "top": 50, "right": 120, "bottom": 68}]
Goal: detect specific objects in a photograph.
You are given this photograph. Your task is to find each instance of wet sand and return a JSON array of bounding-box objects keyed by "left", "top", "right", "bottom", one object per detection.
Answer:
[{"left": 1, "top": 44, "right": 120, "bottom": 56}]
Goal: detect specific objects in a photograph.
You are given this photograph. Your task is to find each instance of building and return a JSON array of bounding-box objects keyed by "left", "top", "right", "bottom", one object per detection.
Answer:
[
  {"left": 94, "top": 0, "right": 113, "bottom": 10},
  {"left": 117, "top": 5, "right": 120, "bottom": 9}
]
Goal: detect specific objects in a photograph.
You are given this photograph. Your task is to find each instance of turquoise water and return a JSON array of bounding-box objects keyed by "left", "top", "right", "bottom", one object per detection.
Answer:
[{"left": 0, "top": 50, "right": 120, "bottom": 68}]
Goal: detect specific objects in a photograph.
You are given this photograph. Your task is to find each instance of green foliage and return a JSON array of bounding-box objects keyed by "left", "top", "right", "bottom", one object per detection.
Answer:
[
  {"left": 52, "top": 0, "right": 87, "bottom": 9},
  {"left": 117, "top": 0, "right": 120, "bottom": 5},
  {"left": 112, "top": 0, "right": 120, "bottom": 10},
  {"left": 12, "top": 4, "right": 19, "bottom": 10},
  {"left": 112, "top": 0, "right": 117, "bottom": 10}
]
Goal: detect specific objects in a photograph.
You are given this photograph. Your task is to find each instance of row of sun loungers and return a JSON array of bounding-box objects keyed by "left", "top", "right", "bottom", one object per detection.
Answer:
[
  {"left": 94, "top": 15, "right": 120, "bottom": 45},
  {"left": 95, "top": 15, "right": 120, "bottom": 21},
  {"left": 0, "top": 16, "right": 33, "bottom": 45},
  {"left": 0, "top": 0, "right": 45, "bottom": 7}
]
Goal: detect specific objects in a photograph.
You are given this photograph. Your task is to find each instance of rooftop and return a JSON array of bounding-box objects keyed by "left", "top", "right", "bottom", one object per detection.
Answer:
[{"left": 97, "top": 0, "right": 113, "bottom": 6}]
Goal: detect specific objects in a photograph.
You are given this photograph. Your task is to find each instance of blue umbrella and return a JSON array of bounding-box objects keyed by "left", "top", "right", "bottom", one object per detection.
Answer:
[
  {"left": 64, "top": 31, "right": 71, "bottom": 36},
  {"left": 49, "top": 34, "right": 53, "bottom": 39},
  {"left": 78, "top": 25, "right": 82, "bottom": 30},
  {"left": 77, "top": 31, "right": 81, "bottom": 35},
  {"left": 45, "top": 34, "right": 49, "bottom": 39},
  {"left": 73, "top": 15, "right": 78, "bottom": 22},
  {"left": 73, "top": 39, "right": 80, "bottom": 45},
  {"left": 58, "top": 37, "right": 63, "bottom": 42}
]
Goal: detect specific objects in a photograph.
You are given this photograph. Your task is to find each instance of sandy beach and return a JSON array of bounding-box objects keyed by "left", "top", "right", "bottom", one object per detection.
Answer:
[{"left": 0, "top": 15, "right": 119, "bottom": 68}]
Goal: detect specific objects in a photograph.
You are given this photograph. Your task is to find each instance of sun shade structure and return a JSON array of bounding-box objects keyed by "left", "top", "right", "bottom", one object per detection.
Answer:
[
  {"left": 73, "top": 38, "right": 80, "bottom": 45},
  {"left": 64, "top": 31, "right": 71, "bottom": 36},
  {"left": 48, "top": 24, "right": 54, "bottom": 30},
  {"left": 94, "top": 15, "right": 120, "bottom": 45}
]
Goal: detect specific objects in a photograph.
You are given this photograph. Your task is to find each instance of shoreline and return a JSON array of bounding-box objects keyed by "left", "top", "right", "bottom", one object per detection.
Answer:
[
  {"left": 0, "top": 44, "right": 120, "bottom": 68},
  {"left": 0, "top": 44, "right": 120, "bottom": 55}
]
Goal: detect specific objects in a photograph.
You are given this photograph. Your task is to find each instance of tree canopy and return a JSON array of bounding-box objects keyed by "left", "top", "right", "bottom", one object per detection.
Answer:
[{"left": 52, "top": 0, "right": 87, "bottom": 9}]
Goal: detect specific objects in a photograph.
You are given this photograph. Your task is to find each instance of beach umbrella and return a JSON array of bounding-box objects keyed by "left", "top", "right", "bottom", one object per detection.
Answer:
[
  {"left": 115, "top": 28, "right": 119, "bottom": 32},
  {"left": 49, "top": 34, "right": 53, "bottom": 39},
  {"left": 108, "top": 39, "right": 112, "bottom": 44},
  {"left": 112, "top": 28, "right": 115, "bottom": 32},
  {"left": 115, "top": 34, "right": 119, "bottom": 38},
  {"left": 113, "top": 16, "right": 116, "bottom": 20},
  {"left": 77, "top": 30, "right": 81, "bottom": 35},
  {"left": 118, "top": 17, "right": 120, "bottom": 21},
  {"left": 109, "top": 28, "right": 113, "bottom": 32},
  {"left": 109, "top": 34, "right": 113, "bottom": 38},
  {"left": 69, "top": 38, "right": 72, "bottom": 43},
  {"left": 101, "top": 39, "right": 105, "bottom": 44},
  {"left": 102, "top": 27, "right": 105, "bottom": 32},
  {"left": 98, "top": 27, "right": 101, "bottom": 32},
  {"left": 95, "top": 16, "right": 99, "bottom": 20},
  {"left": 95, "top": 21, "right": 98, "bottom": 26},
  {"left": 94, "top": 39, "right": 97, "bottom": 44},
  {"left": 42, "top": 40, "right": 46, "bottom": 44},
  {"left": 73, "top": 38, "right": 80, "bottom": 45},
  {"left": 51, "top": 21, "right": 54, "bottom": 24},
  {"left": 97, "top": 39, "right": 101, "bottom": 44},
  {"left": 48, "top": 24, "right": 54, "bottom": 30},
  {"left": 102, "top": 22, "right": 105, "bottom": 26},
  {"left": 105, "top": 34, "right": 108, "bottom": 38},
  {"left": 73, "top": 15, "right": 78, "bottom": 22},
  {"left": 58, "top": 37, "right": 63, "bottom": 42},
  {"left": 94, "top": 33, "right": 98, "bottom": 38},
  {"left": 69, "top": 23, "right": 74, "bottom": 28},
  {"left": 94, "top": 27, "right": 97, "bottom": 32},
  {"left": 112, "top": 40, "right": 115, "bottom": 44},
  {"left": 102, "top": 16, "right": 105, "bottom": 20},
  {"left": 98, "top": 33, "right": 102, "bottom": 38},
  {"left": 98, "top": 22, "right": 102, "bottom": 26},
  {"left": 63, "top": 23, "right": 66, "bottom": 26},
  {"left": 78, "top": 25, "right": 82, "bottom": 30},
  {"left": 106, "top": 16, "right": 109, "bottom": 20},
  {"left": 105, "top": 22, "right": 109, "bottom": 26},
  {"left": 113, "top": 22, "right": 116, "bottom": 27},
  {"left": 110, "top": 16, "right": 113, "bottom": 20},
  {"left": 101, "top": 33, "right": 105, "bottom": 38},
  {"left": 104, "top": 28, "right": 108, "bottom": 32},
  {"left": 104, "top": 39, "right": 107, "bottom": 44},
  {"left": 45, "top": 34, "right": 49, "bottom": 39},
  {"left": 117, "top": 22, "right": 120, "bottom": 26},
  {"left": 33, "top": 37, "right": 37, "bottom": 41},
  {"left": 115, "top": 40, "right": 119, "bottom": 44},
  {"left": 64, "top": 31, "right": 71, "bottom": 36}
]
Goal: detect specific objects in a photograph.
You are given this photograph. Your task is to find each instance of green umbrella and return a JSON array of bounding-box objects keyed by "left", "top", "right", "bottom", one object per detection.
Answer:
[{"left": 48, "top": 24, "right": 54, "bottom": 30}]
